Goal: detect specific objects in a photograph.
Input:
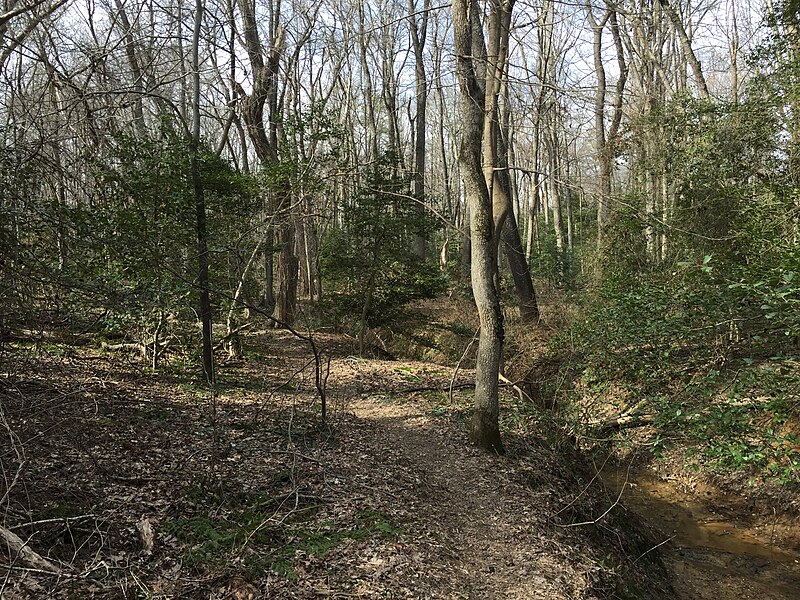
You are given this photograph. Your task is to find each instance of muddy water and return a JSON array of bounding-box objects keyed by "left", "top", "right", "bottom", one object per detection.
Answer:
[{"left": 602, "top": 468, "right": 800, "bottom": 600}]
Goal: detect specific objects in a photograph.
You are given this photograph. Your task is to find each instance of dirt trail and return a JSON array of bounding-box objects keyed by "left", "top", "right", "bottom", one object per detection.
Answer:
[
  {"left": 319, "top": 338, "right": 800, "bottom": 600},
  {"left": 340, "top": 397, "right": 574, "bottom": 599},
  {"left": 316, "top": 348, "right": 665, "bottom": 599}
]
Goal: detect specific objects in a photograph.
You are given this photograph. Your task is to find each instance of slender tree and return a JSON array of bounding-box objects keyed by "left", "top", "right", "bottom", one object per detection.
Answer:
[
  {"left": 191, "top": 0, "right": 214, "bottom": 384},
  {"left": 409, "top": 0, "right": 431, "bottom": 259}
]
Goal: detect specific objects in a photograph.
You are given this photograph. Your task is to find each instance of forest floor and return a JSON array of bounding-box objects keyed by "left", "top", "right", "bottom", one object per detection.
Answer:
[
  {"left": 3, "top": 313, "right": 800, "bottom": 599},
  {"left": 0, "top": 326, "right": 672, "bottom": 599}
]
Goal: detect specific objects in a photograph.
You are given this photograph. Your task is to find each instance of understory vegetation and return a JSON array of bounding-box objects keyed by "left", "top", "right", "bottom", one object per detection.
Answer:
[{"left": 534, "top": 93, "right": 800, "bottom": 491}]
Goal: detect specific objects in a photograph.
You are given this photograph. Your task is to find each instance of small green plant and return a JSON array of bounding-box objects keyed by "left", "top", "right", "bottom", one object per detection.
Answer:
[
  {"left": 164, "top": 509, "right": 281, "bottom": 568},
  {"left": 166, "top": 486, "right": 403, "bottom": 579},
  {"left": 263, "top": 509, "right": 403, "bottom": 579},
  {"left": 40, "top": 500, "right": 89, "bottom": 519}
]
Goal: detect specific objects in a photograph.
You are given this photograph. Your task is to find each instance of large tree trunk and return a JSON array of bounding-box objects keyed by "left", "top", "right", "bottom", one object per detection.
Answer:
[
  {"left": 237, "top": 0, "right": 301, "bottom": 322},
  {"left": 588, "top": 4, "right": 612, "bottom": 232},
  {"left": 502, "top": 210, "right": 539, "bottom": 322},
  {"left": 589, "top": 1, "right": 628, "bottom": 244},
  {"left": 453, "top": 0, "right": 505, "bottom": 454},
  {"left": 273, "top": 218, "right": 298, "bottom": 326}
]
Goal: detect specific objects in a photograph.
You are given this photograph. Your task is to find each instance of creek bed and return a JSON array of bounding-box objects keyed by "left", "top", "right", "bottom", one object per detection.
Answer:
[{"left": 602, "top": 468, "right": 800, "bottom": 599}]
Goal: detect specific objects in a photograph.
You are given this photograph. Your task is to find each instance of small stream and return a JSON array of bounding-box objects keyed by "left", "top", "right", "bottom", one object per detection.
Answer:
[{"left": 602, "top": 468, "right": 800, "bottom": 600}]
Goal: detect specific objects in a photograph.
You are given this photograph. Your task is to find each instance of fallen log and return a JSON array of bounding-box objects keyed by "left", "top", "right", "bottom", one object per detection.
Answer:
[{"left": 0, "top": 524, "right": 60, "bottom": 573}]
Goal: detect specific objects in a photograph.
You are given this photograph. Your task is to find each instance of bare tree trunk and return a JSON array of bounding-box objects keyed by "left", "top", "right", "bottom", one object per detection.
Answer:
[
  {"left": 192, "top": 0, "right": 213, "bottom": 384},
  {"left": 433, "top": 33, "right": 454, "bottom": 219},
  {"left": 729, "top": 2, "right": 739, "bottom": 104},
  {"left": 548, "top": 130, "right": 565, "bottom": 255},
  {"left": 114, "top": 0, "right": 146, "bottom": 135},
  {"left": 645, "top": 160, "right": 658, "bottom": 259},
  {"left": 589, "top": 1, "right": 627, "bottom": 245},
  {"left": 525, "top": 178, "right": 536, "bottom": 259},
  {"left": 480, "top": 0, "right": 538, "bottom": 320},
  {"left": 273, "top": 219, "right": 298, "bottom": 325},
  {"left": 566, "top": 181, "right": 575, "bottom": 253},
  {"left": 358, "top": 3, "right": 378, "bottom": 160},
  {"left": 657, "top": 0, "right": 710, "bottom": 98},
  {"left": 460, "top": 183, "right": 472, "bottom": 286},
  {"left": 502, "top": 210, "right": 539, "bottom": 322},
  {"left": 588, "top": 3, "right": 611, "bottom": 231},
  {"left": 498, "top": 80, "right": 538, "bottom": 321},
  {"left": 481, "top": 0, "right": 514, "bottom": 250},
  {"left": 454, "top": 0, "right": 504, "bottom": 454},
  {"left": 409, "top": 0, "right": 430, "bottom": 259},
  {"left": 236, "top": 0, "right": 301, "bottom": 322},
  {"left": 379, "top": 23, "right": 403, "bottom": 165}
]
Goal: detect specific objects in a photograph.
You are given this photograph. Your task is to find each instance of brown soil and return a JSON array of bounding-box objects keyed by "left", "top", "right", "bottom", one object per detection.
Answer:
[
  {"left": 0, "top": 330, "right": 668, "bottom": 599},
  {"left": 601, "top": 463, "right": 800, "bottom": 600}
]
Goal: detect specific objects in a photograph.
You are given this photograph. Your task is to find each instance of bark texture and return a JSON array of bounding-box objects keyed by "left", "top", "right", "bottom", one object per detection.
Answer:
[{"left": 453, "top": 0, "right": 505, "bottom": 454}]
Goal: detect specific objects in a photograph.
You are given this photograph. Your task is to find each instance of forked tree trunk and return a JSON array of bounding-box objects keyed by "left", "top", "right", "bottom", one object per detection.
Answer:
[
  {"left": 409, "top": 0, "right": 430, "bottom": 259},
  {"left": 453, "top": 0, "right": 504, "bottom": 454},
  {"left": 237, "top": 0, "right": 291, "bottom": 317},
  {"left": 588, "top": 1, "right": 627, "bottom": 245}
]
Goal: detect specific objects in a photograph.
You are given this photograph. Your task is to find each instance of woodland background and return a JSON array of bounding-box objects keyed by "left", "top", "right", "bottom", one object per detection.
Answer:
[{"left": 1, "top": 0, "right": 799, "bottom": 596}]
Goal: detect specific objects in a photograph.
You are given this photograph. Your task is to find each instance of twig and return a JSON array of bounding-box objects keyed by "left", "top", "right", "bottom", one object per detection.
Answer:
[
  {"left": 252, "top": 356, "right": 316, "bottom": 423},
  {"left": 499, "top": 373, "right": 534, "bottom": 403},
  {"left": 629, "top": 534, "right": 676, "bottom": 566},
  {"left": 554, "top": 456, "right": 634, "bottom": 527},
  {"left": 552, "top": 452, "right": 613, "bottom": 519},
  {"left": 0, "top": 402, "right": 24, "bottom": 509},
  {"left": 266, "top": 450, "right": 321, "bottom": 464},
  {"left": 8, "top": 515, "right": 97, "bottom": 530},
  {"left": 0, "top": 565, "right": 67, "bottom": 576}
]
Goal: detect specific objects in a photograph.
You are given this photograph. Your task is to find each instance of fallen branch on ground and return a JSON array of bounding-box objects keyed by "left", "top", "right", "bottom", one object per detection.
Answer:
[
  {"left": 0, "top": 525, "right": 60, "bottom": 573},
  {"left": 594, "top": 414, "right": 657, "bottom": 436}
]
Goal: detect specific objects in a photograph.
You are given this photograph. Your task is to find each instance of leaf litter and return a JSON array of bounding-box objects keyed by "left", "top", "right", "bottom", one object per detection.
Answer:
[{"left": 0, "top": 331, "right": 671, "bottom": 598}]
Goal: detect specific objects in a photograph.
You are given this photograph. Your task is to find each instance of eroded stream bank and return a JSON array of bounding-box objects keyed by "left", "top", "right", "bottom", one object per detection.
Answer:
[{"left": 602, "top": 467, "right": 800, "bottom": 599}]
